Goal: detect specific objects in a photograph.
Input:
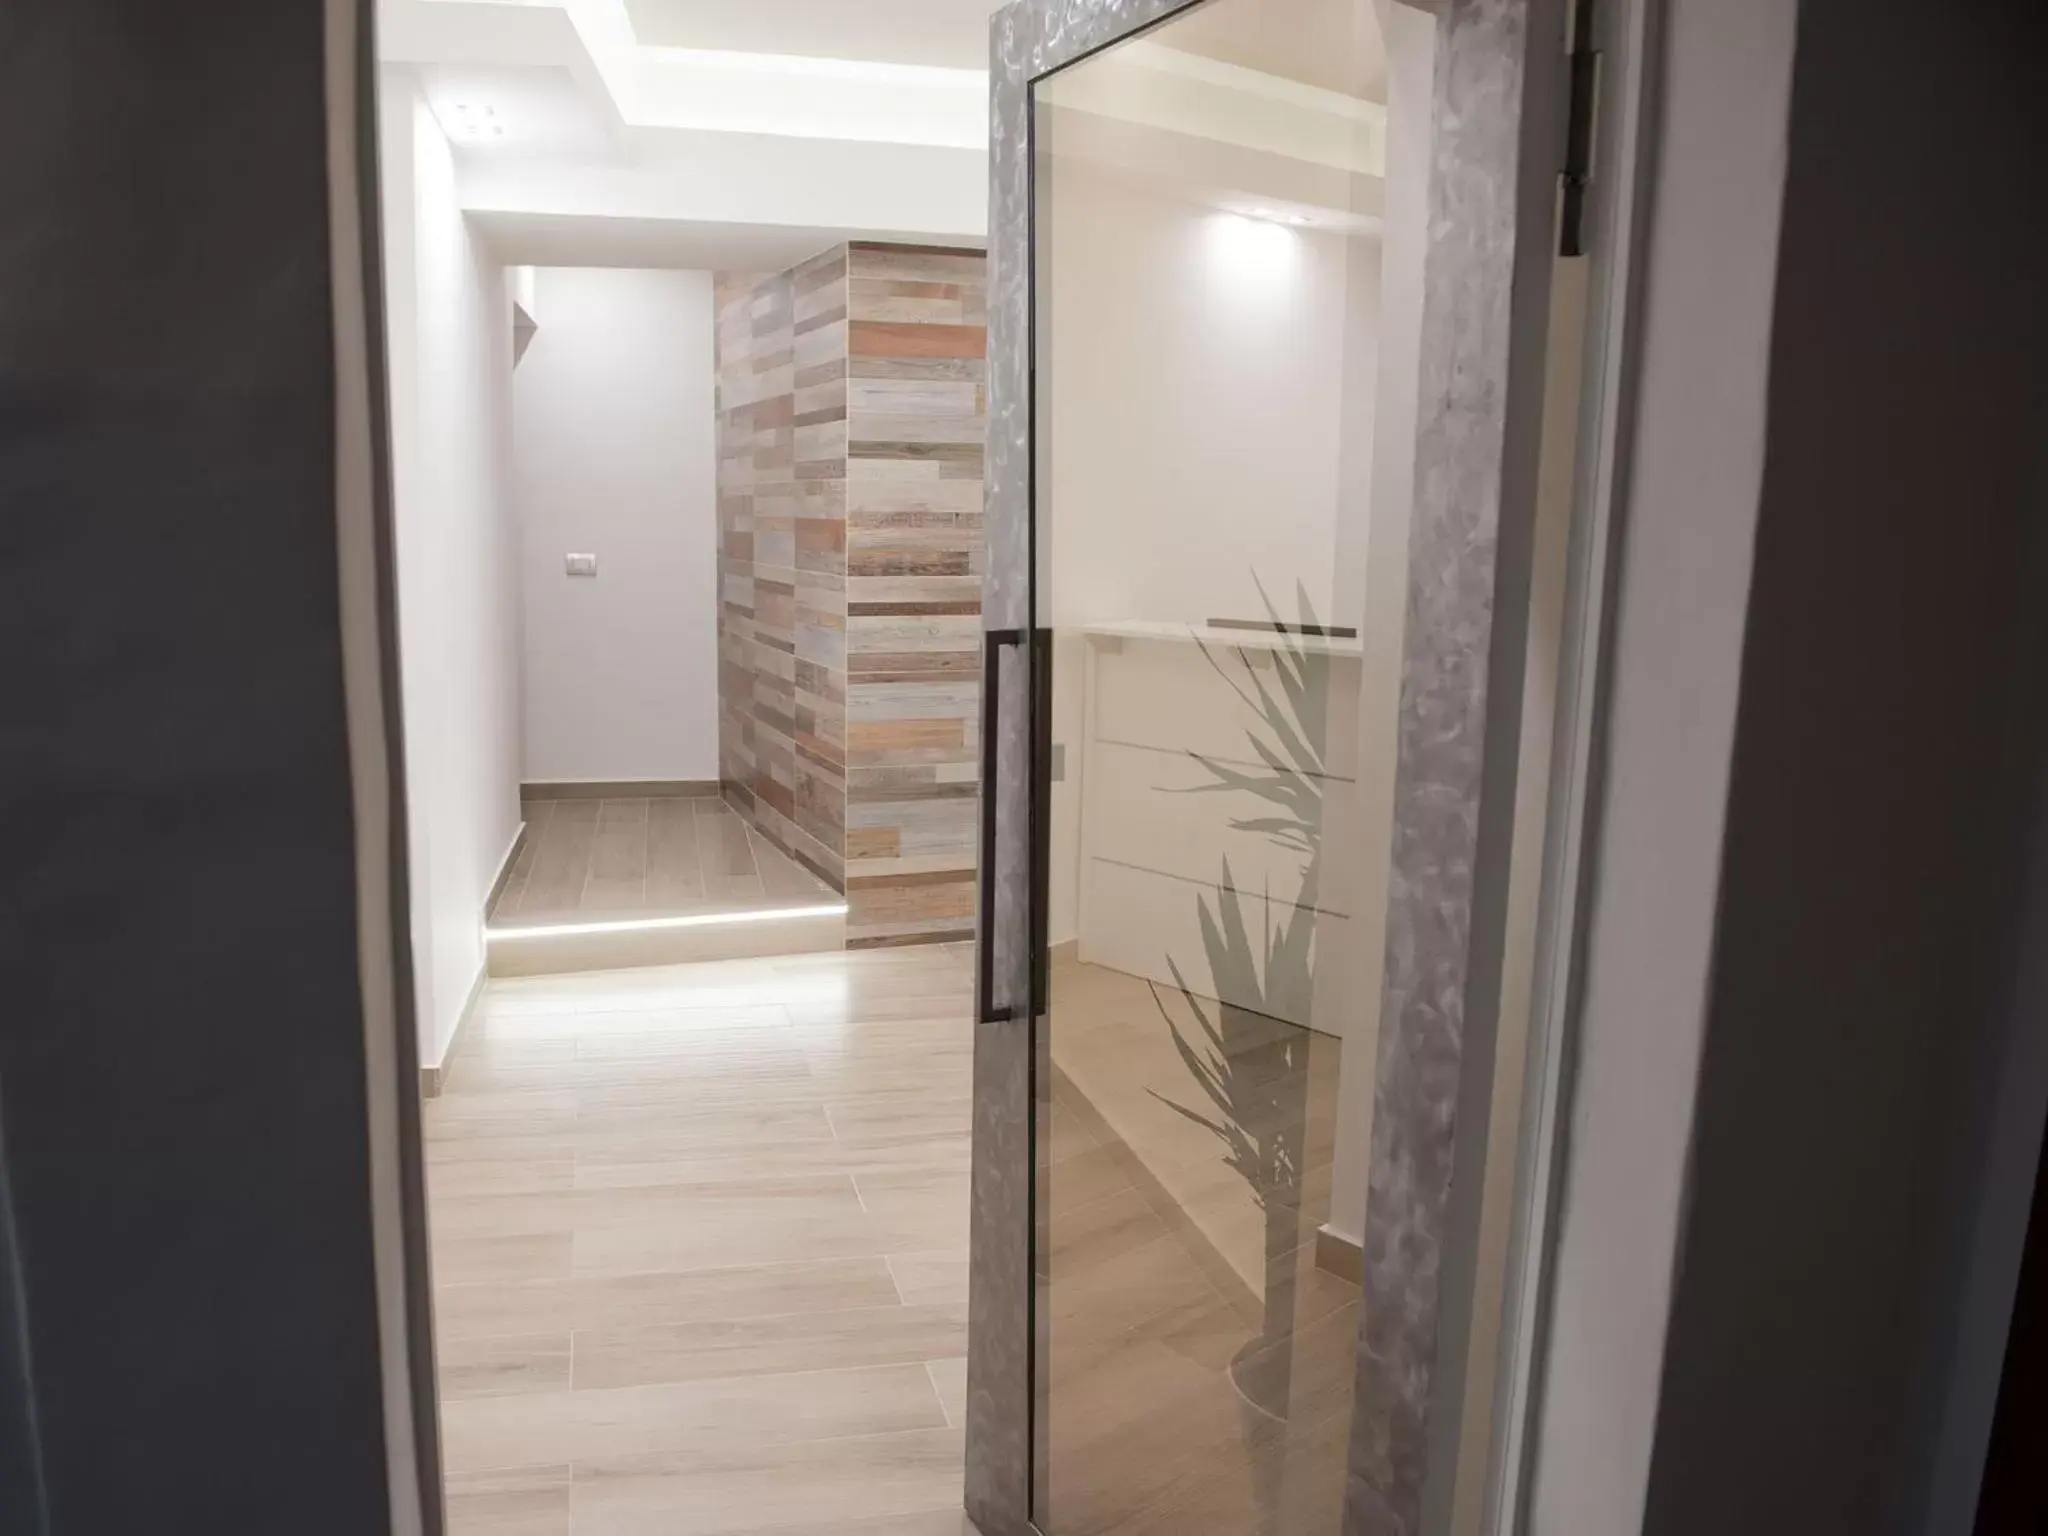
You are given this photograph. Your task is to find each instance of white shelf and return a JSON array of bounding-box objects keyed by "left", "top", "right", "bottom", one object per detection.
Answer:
[{"left": 1079, "top": 618, "right": 1364, "bottom": 659}]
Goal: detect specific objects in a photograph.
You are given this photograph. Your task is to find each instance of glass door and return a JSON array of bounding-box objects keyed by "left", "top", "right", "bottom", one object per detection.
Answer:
[
  {"left": 972, "top": 0, "right": 1612, "bottom": 1531},
  {"left": 1029, "top": 4, "right": 1414, "bottom": 1529}
]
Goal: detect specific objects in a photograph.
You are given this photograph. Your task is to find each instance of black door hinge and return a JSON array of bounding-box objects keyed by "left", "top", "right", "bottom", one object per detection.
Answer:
[{"left": 1560, "top": 39, "right": 1601, "bottom": 256}]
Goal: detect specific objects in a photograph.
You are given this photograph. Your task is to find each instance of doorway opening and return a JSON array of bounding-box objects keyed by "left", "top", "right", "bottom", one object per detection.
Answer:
[
  {"left": 370, "top": 0, "right": 1593, "bottom": 1532},
  {"left": 373, "top": 5, "right": 990, "bottom": 1528}
]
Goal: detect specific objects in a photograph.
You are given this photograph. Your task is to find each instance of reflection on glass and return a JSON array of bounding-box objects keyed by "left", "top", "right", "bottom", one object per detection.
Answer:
[{"left": 1031, "top": 1, "right": 1417, "bottom": 1530}]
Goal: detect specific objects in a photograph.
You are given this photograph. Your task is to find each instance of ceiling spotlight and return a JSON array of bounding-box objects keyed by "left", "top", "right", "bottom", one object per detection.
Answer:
[
  {"left": 492, "top": 125, "right": 505, "bottom": 136},
  {"left": 485, "top": 106, "right": 496, "bottom": 116}
]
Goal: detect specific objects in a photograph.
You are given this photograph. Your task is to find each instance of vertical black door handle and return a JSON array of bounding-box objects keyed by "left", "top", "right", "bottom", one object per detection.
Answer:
[
  {"left": 1029, "top": 626, "right": 1052, "bottom": 1022},
  {"left": 977, "top": 629, "right": 1025, "bottom": 1024}
]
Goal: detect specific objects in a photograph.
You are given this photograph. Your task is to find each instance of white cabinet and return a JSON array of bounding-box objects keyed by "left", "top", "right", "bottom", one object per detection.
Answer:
[{"left": 1068, "top": 621, "right": 1367, "bottom": 1038}]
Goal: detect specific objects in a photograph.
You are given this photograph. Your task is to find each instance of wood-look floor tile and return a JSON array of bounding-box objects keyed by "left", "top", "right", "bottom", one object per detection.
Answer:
[
  {"left": 434, "top": 1233, "right": 575, "bottom": 1287},
  {"left": 428, "top": 1155, "right": 576, "bottom": 1200},
  {"left": 445, "top": 1463, "right": 571, "bottom": 1536},
  {"left": 480, "top": 982, "right": 594, "bottom": 1014},
  {"left": 583, "top": 798, "right": 650, "bottom": 912},
  {"left": 803, "top": 1061, "right": 971, "bottom": 1104},
  {"left": 571, "top": 1135, "right": 970, "bottom": 1191},
  {"left": 565, "top": 1423, "right": 966, "bottom": 1536},
  {"left": 491, "top": 797, "right": 849, "bottom": 928},
  {"left": 697, "top": 802, "right": 763, "bottom": 897},
  {"left": 853, "top": 1165, "right": 971, "bottom": 1219},
  {"left": 1045, "top": 1138, "right": 1138, "bottom": 1216},
  {"left": 440, "top": 1362, "right": 945, "bottom": 1476},
  {"left": 430, "top": 943, "right": 976, "bottom": 1526},
  {"left": 795, "top": 1031, "right": 975, "bottom": 1071},
  {"left": 714, "top": 1512, "right": 979, "bottom": 1536},
  {"left": 428, "top": 1130, "right": 588, "bottom": 1169},
  {"left": 825, "top": 1097, "right": 971, "bottom": 1150},
  {"left": 884, "top": 1251, "right": 969, "bottom": 1308},
  {"left": 570, "top": 1199, "right": 965, "bottom": 1276},
  {"left": 440, "top": 1039, "right": 580, "bottom": 1094},
  {"left": 431, "top": 1173, "right": 863, "bottom": 1246},
  {"left": 515, "top": 801, "right": 599, "bottom": 922},
  {"left": 755, "top": 829, "right": 834, "bottom": 898},
  {"left": 572, "top": 1301, "right": 968, "bottom": 1391},
  {"left": 436, "top": 1256, "right": 902, "bottom": 1344},
  {"left": 925, "top": 1356, "right": 967, "bottom": 1428},
  {"left": 438, "top": 1332, "right": 572, "bottom": 1401},
  {"left": 570, "top": 1006, "right": 796, "bottom": 1059},
  {"left": 424, "top": 1089, "right": 578, "bottom": 1142},
  {"left": 566, "top": 1110, "right": 839, "bottom": 1174},
  {"left": 644, "top": 797, "right": 705, "bottom": 906}
]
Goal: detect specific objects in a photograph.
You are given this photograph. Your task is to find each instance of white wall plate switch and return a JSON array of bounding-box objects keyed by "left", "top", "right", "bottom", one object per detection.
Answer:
[{"left": 565, "top": 552, "right": 598, "bottom": 577}]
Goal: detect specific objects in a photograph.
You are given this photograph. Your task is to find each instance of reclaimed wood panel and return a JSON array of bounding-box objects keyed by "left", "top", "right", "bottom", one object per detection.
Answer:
[
  {"left": 719, "top": 243, "right": 987, "bottom": 943},
  {"left": 842, "top": 245, "right": 987, "bottom": 948},
  {"left": 714, "top": 253, "right": 848, "bottom": 890}
]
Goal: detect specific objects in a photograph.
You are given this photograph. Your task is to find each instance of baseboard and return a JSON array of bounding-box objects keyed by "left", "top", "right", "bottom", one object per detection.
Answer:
[
  {"left": 421, "top": 832, "right": 521, "bottom": 1100},
  {"left": 485, "top": 820, "right": 527, "bottom": 916},
  {"left": 521, "top": 778, "right": 719, "bottom": 801},
  {"left": 419, "top": 962, "right": 487, "bottom": 1099},
  {"left": 1314, "top": 1223, "right": 1365, "bottom": 1285}
]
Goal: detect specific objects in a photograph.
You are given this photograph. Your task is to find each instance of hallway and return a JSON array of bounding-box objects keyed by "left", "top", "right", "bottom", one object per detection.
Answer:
[{"left": 424, "top": 943, "right": 977, "bottom": 1536}]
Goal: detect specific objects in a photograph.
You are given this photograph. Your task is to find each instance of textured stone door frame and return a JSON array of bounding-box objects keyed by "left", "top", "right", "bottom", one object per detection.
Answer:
[{"left": 966, "top": 1, "right": 1577, "bottom": 1533}]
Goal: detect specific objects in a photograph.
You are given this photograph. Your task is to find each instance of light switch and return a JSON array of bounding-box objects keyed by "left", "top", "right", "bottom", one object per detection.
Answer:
[{"left": 566, "top": 552, "right": 598, "bottom": 577}]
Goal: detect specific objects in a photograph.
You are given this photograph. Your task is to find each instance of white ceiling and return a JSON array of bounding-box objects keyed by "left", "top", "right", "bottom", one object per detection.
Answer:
[
  {"left": 414, "top": 62, "right": 612, "bottom": 156},
  {"left": 622, "top": 0, "right": 1004, "bottom": 69},
  {"left": 380, "top": 0, "right": 1392, "bottom": 270},
  {"left": 1160, "top": 0, "right": 1387, "bottom": 100}
]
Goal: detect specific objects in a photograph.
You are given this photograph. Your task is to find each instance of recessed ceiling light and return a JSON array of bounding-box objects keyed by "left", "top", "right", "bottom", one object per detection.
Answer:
[{"left": 456, "top": 102, "right": 471, "bottom": 113}]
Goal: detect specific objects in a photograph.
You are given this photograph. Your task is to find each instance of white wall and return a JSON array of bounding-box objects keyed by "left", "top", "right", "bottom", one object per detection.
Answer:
[
  {"left": 379, "top": 73, "right": 525, "bottom": 1068},
  {"left": 513, "top": 266, "right": 721, "bottom": 784},
  {"left": 1041, "top": 167, "right": 1371, "bottom": 638},
  {"left": 1041, "top": 155, "right": 1384, "bottom": 954}
]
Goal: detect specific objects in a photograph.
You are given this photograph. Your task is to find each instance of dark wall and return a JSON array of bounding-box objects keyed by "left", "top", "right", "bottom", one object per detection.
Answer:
[
  {"left": 0, "top": 4, "right": 395, "bottom": 1530},
  {"left": 1642, "top": 0, "right": 2048, "bottom": 1532}
]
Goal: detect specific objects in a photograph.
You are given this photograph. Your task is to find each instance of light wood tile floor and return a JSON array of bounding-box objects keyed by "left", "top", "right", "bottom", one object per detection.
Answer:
[
  {"left": 1039, "top": 955, "right": 1359, "bottom": 1535},
  {"left": 495, "top": 797, "right": 836, "bottom": 927},
  {"left": 427, "top": 943, "right": 979, "bottom": 1536}
]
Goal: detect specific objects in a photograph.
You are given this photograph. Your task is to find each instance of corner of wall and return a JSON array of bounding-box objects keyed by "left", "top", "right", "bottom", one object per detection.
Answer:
[{"left": 712, "top": 242, "right": 991, "bottom": 949}]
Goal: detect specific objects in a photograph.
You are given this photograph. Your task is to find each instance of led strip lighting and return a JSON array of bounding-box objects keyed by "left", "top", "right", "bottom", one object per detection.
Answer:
[{"left": 488, "top": 904, "right": 848, "bottom": 942}]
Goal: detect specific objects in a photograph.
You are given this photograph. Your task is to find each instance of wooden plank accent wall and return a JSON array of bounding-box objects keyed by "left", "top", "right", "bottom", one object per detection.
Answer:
[
  {"left": 714, "top": 249, "right": 849, "bottom": 889},
  {"left": 716, "top": 242, "right": 986, "bottom": 943},
  {"left": 842, "top": 242, "right": 987, "bottom": 948}
]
